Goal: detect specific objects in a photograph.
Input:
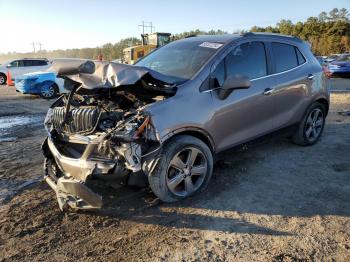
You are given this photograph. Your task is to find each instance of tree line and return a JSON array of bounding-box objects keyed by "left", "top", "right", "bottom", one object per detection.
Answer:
[
  {"left": 0, "top": 8, "right": 349, "bottom": 63},
  {"left": 250, "top": 8, "right": 350, "bottom": 55}
]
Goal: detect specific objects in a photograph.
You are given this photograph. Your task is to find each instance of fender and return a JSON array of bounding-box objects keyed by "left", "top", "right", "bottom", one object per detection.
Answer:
[{"left": 160, "top": 126, "right": 216, "bottom": 153}]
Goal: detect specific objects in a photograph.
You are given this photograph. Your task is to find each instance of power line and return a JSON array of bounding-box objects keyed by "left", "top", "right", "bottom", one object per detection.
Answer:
[{"left": 138, "top": 21, "right": 155, "bottom": 34}]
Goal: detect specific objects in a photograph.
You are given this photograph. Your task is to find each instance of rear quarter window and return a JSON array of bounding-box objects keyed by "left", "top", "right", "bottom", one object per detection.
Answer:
[{"left": 295, "top": 48, "right": 306, "bottom": 65}]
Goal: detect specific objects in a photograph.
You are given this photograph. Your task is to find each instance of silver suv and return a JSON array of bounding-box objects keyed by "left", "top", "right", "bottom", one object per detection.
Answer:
[
  {"left": 0, "top": 58, "right": 50, "bottom": 85},
  {"left": 42, "top": 33, "right": 329, "bottom": 210}
]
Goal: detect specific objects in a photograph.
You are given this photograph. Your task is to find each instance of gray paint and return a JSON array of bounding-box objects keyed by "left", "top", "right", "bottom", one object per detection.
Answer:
[
  {"left": 145, "top": 33, "right": 329, "bottom": 152},
  {"left": 43, "top": 33, "right": 330, "bottom": 210}
]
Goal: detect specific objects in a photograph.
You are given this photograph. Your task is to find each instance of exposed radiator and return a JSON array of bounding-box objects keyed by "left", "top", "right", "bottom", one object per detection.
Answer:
[{"left": 52, "top": 106, "right": 101, "bottom": 134}]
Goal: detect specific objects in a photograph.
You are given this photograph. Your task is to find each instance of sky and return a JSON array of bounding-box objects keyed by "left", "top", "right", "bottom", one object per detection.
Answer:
[{"left": 0, "top": 0, "right": 349, "bottom": 53}]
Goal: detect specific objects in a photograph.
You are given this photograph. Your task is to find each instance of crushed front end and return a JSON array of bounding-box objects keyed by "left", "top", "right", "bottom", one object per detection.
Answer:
[{"left": 42, "top": 59, "right": 176, "bottom": 211}]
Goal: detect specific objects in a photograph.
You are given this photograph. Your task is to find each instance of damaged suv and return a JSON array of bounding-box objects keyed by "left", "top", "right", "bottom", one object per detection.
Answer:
[{"left": 42, "top": 33, "right": 329, "bottom": 210}]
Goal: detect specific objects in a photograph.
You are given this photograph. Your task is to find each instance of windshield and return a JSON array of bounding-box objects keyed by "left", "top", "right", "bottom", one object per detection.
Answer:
[
  {"left": 136, "top": 40, "right": 223, "bottom": 84},
  {"left": 336, "top": 55, "right": 350, "bottom": 62}
]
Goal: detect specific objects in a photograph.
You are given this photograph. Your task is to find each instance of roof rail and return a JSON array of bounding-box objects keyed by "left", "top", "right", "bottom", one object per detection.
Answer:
[
  {"left": 242, "top": 32, "right": 255, "bottom": 37},
  {"left": 242, "top": 32, "right": 303, "bottom": 42},
  {"left": 185, "top": 34, "right": 197, "bottom": 38},
  {"left": 22, "top": 57, "right": 48, "bottom": 60}
]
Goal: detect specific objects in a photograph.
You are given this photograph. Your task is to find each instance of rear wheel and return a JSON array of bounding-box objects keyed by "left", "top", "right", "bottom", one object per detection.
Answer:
[
  {"left": 148, "top": 135, "right": 213, "bottom": 202},
  {"left": 0, "top": 73, "right": 7, "bottom": 85},
  {"left": 292, "top": 102, "right": 326, "bottom": 146},
  {"left": 40, "top": 83, "right": 58, "bottom": 99}
]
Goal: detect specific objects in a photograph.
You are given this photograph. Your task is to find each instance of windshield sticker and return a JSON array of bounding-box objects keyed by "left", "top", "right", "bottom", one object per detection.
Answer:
[{"left": 199, "top": 42, "right": 223, "bottom": 49}]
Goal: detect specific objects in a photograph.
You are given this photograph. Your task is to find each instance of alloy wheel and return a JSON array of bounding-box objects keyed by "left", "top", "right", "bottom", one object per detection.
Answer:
[
  {"left": 304, "top": 108, "right": 324, "bottom": 142},
  {"left": 41, "top": 85, "right": 55, "bottom": 98},
  {"left": 166, "top": 146, "right": 207, "bottom": 197},
  {"left": 0, "top": 75, "right": 5, "bottom": 85}
]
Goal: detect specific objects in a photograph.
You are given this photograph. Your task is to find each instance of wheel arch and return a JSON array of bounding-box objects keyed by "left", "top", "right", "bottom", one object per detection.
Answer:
[
  {"left": 314, "top": 97, "right": 329, "bottom": 116},
  {"left": 161, "top": 127, "right": 216, "bottom": 154},
  {"left": 41, "top": 80, "right": 58, "bottom": 90}
]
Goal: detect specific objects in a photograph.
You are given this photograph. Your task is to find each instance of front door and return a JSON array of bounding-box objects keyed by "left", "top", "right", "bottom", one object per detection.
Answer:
[
  {"left": 7, "top": 60, "right": 24, "bottom": 79},
  {"left": 210, "top": 41, "right": 275, "bottom": 151}
]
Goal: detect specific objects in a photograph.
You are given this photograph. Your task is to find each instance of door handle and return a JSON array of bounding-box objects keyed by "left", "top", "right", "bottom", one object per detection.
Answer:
[
  {"left": 263, "top": 88, "right": 274, "bottom": 95},
  {"left": 307, "top": 74, "right": 314, "bottom": 80}
]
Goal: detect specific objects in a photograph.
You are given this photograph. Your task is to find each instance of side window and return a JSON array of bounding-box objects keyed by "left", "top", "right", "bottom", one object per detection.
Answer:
[
  {"left": 271, "top": 42, "right": 298, "bottom": 73},
  {"left": 17, "top": 60, "right": 24, "bottom": 67},
  {"left": 211, "top": 59, "right": 225, "bottom": 87},
  {"left": 225, "top": 42, "right": 267, "bottom": 80},
  {"left": 295, "top": 48, "right": 306, "bottom": 65},
  {"left": 24, "top": 60, "right": 33, "bottom": 66},
  {"left": 211, "top": 41, "right": 267, "bottom": 88},
  {"left": 8, "top": 61, "right": 19, "bottom": 67},
  {"left": 36, "top": 60, "right": 48, "bottom": 66}
]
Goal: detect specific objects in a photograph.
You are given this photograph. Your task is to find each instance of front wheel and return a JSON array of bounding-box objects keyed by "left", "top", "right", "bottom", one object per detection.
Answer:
[
  {"left": 0, "top": 73, "right": 7, "bottom": 85},
  {"left": 292, "top": 102, "right": 326, "bottom": 146},
  {"left": 148, "top": 135, "right": 213, "bottom": 202},
  {"left": 40, "top": 83, "right": 58, "bottom": 99}
]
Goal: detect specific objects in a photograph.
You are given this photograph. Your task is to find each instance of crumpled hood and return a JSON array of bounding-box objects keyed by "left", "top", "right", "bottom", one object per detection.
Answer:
[{"left": 47, "top": 58, "right": 176, "bottom": 91}]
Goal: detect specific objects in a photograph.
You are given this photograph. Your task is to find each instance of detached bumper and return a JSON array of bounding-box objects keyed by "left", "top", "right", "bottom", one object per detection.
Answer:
[
  {"left": 44, "top": 163, "right": 103, "bottom": 211},
  {"left": 45, "top": 134, "right": 116, "bottom": 181},
  {"left": 42, "top": 136, "right": 109, "bottom": 211}
]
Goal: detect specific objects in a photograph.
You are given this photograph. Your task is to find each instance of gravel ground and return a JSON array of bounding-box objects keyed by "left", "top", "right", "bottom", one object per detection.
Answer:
[{"left": 0, "top": 85, "right": 349, "bottom": 261}]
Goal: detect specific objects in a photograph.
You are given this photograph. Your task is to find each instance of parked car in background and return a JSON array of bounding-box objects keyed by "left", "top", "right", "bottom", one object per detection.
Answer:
[
  {"left": 316, "top": 56, "right": 328, "bottom": 67},
  {"left": 325, "top": 54, "right": 339, "bottom": 63},
  {"left": 0, "top": 58, "right": 50, "bottom": 85},
  {"left": 15, "top": 71, "right": 68, "bottom": 99},
  {"left": 327, "top": 54, "right": 350, "bottom": 78},
  {"left": 42, "top": 33, "right": 329, "bottom": 210}
]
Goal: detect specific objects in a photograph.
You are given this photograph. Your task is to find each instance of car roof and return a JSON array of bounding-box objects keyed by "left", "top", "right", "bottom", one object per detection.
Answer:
[
  {"left": 11, "top": 58, "right": 48, "bottom": 61},
  {"left": 181, "top": 32, "right": 304, "bottom": 45},
  {"left": 181, "top": 34, "right": 241, "bottom": 43}
]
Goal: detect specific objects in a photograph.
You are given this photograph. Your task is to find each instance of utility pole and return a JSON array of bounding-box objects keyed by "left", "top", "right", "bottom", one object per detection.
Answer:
[
  {"left": 31, "top": 42, "right": 36, "bottom": 53},
  {"left": 36, "top": 42, "right": 43, "bottom": 52},
  {"left": 138, "top": 21, "right": 155, "bottom": 34}
]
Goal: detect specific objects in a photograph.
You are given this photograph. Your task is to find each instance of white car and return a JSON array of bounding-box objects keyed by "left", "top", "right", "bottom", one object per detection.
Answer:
[{"left": 0, "top": 58, "right": 50, "bottom": 85}]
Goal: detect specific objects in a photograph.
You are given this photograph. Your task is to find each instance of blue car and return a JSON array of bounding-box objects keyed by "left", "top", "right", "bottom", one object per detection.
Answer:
[
  {"left": 15, "top": 71, "right": 68, "bottom": 99},
  {"left": 327, "top": 54, "right": 350, "bottom": 78}
]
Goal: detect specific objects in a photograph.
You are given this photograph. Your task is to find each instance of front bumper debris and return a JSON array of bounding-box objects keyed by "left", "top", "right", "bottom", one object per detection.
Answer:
[
  {"left": 44, "top": 165, "right": 103, "bottom": 211},
  {"left": 45, "top": 134, "right": 117, "bottom": 181},
  {"left": 42, "top": 137, "right": 104, "bottom": 211}
]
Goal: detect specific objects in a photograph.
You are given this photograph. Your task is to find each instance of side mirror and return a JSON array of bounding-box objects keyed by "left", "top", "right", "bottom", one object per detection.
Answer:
[{"left": 218, "top": 75, "right": 251, "bottom": 100}]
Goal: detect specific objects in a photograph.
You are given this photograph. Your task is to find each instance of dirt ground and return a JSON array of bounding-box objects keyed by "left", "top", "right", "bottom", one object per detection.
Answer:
[{"left": 0, "top": 85, "right": 350, "bottom": 262}]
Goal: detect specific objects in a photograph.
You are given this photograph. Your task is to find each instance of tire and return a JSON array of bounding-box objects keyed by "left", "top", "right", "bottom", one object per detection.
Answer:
[
  {"left": 292, "top": 102, "right": 326, "bottom": 146},
  {"left": 148, "top": 135, "right": 213, "bottom": 203},
  {"left": 0, "top": 73, "right": 7, "bottom": 85},
  {"left": 40, "top": 83, "right": 58, "bottom": 99}
]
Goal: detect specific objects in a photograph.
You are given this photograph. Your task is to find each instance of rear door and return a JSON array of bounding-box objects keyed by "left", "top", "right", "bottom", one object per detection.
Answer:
[
  {"left": 210, "top": 41, "right": 275, "bottom": 151},
  {"left": 268, "top": 42, "right": 310, "bottom": 128}
]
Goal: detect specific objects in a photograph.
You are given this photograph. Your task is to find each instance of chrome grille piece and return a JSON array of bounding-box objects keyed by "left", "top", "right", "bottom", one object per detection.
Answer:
[{"left": 52, "top": 106, "right": 100, "bottom": 134}]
